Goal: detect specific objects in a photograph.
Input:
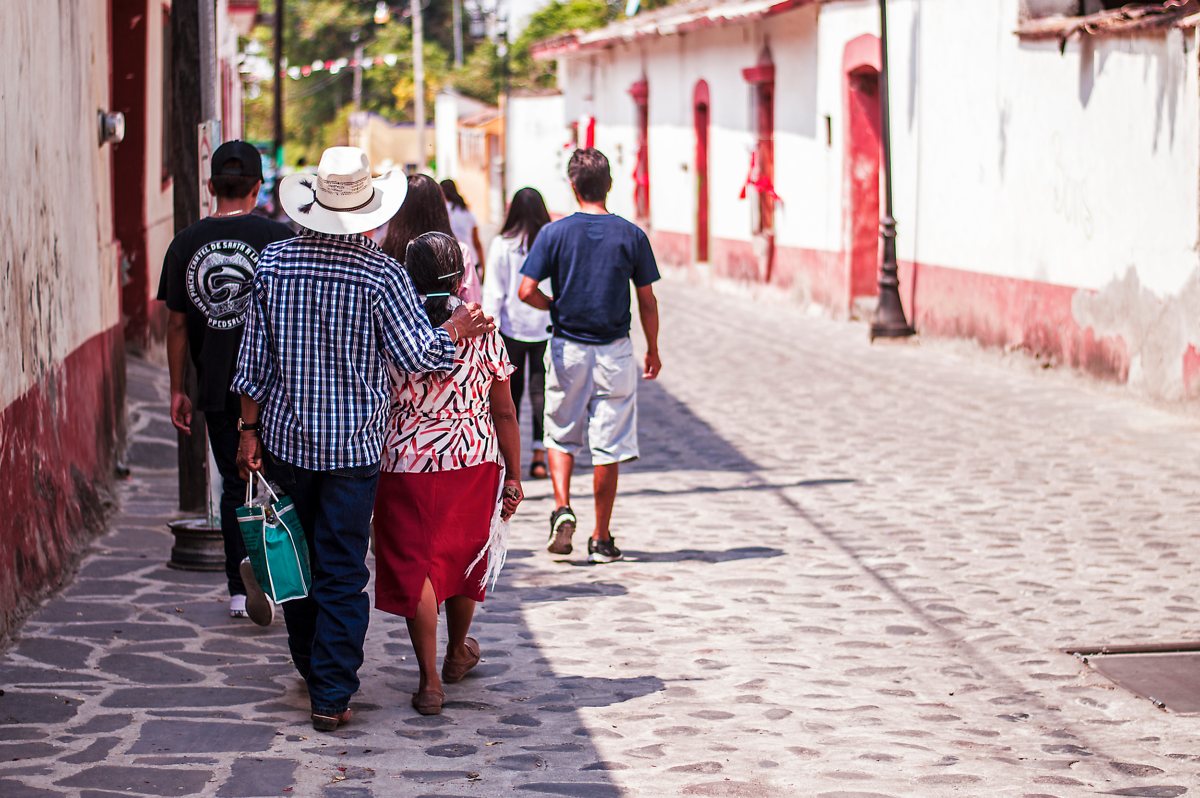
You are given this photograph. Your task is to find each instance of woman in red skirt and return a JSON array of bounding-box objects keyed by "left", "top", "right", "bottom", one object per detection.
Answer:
[{"left": 374, "top": 232, "right": 524, "bottom": 716}]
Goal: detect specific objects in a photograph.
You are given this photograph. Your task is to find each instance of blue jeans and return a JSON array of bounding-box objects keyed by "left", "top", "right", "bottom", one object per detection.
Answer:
[
  {"left": 264, "top": 450, "right": 380, "bottom": 716},
  {"left": 205, "top": 410, "right": 248, "bottom": 597}
]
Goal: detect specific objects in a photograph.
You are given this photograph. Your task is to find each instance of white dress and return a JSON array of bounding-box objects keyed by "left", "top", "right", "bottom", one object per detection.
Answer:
[
  {"left": 447, "top": 204, "right": 478, "bottom": 247},
  {"left": 482, "top": 235, "right": 551, "bottom": 343}
]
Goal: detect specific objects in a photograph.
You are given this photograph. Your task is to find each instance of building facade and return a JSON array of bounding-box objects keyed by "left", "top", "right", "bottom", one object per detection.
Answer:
[
  {"left": 533, "top": 0, "right": 1200, "bottom": 400},
  {"left": 0, "top": 0, "right": 249, "bottom": 637}
]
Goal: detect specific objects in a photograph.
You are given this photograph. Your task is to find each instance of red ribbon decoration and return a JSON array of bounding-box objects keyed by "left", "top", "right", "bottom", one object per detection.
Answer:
[{"left": 739, "top": 151, "right": 781, "bottom": 203}]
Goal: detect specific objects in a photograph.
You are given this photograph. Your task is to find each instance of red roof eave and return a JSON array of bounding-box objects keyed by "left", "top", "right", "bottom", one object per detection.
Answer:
[
  {"left": 531, "top": 0, "right": 816, "bottom": 61},
  {"left": 1015, "top": 0, "right": 1199, "bottom": 42}
]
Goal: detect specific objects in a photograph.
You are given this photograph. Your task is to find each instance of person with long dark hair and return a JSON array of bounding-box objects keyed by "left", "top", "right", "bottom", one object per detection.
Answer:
[
  {"left": 441, "top": 178, "right": 485, "bottom": 276},
  {"left": 382, "top": 175, "right": 482, "bottom": 302},
  {"left": 373, "top": 232, "right": 524, "bottom": 716},
  {"left": 483, "top": 187, "right": 553, "bottom": 479}
]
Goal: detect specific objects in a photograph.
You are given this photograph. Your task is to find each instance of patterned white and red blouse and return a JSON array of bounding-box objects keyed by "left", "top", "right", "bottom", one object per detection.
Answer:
[{"left": 381, "top": 323, "right": 515, "bottom": 474}]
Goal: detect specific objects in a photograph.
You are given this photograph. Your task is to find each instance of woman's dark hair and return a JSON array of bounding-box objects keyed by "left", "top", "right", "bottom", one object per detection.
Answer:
[
  {"left": 440, "top": 179, "right": 467, "bottom": 210},
  {"left": 499, "top": 187, "right": 552, "bottom": 252},
  {"left": 403, "top": 232, "right": 464, "bottom": 328},
  {"left": 381, "top": 174, "right": 453, "bottom": 262},
  {"left": 567, "top": 148, "right": 612, "bottom": 203}
]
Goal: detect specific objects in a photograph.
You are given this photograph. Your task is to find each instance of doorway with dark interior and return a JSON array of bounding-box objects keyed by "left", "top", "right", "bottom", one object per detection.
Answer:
[{"left": 693, "top": 80, "right": 711, "bottom": 264}]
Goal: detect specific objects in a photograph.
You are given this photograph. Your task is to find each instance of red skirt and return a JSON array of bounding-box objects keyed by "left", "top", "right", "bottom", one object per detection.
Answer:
[{"left": 373, "top": 462, "right": 500, "bottom": 618}]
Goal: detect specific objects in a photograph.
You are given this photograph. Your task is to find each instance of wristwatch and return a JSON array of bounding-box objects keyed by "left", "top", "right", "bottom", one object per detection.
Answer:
[{"left": 237, "top": 418, "right": 260, "bottom": 433}]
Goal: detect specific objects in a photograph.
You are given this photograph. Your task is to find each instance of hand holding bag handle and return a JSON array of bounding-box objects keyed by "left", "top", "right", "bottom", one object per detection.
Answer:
[
  {"left": 237, "top": 471, "right": 312, "bottom": 603},
  {"left": 244, "top": 470, "right": 280, "bottom": 510}
]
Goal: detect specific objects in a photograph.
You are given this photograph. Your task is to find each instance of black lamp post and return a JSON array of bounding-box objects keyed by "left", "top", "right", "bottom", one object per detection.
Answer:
[{"left": 870, "top": 0, "right": 915, "bottom": 340}]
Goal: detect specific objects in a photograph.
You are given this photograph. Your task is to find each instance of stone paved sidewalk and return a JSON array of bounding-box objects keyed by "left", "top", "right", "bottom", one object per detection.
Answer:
[{"left": 4, "top": 277, "right": 1200, "bottom": 797}]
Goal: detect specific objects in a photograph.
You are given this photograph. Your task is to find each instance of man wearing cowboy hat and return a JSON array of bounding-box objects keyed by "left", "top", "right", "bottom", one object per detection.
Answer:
[{"left": 231, "top": 147, "right": 494, "bottom": 732}]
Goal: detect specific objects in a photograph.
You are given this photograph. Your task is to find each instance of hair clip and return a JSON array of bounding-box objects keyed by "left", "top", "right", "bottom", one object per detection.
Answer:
[{"left": 437, "top": 270, "right": 463, "bottom": 281}]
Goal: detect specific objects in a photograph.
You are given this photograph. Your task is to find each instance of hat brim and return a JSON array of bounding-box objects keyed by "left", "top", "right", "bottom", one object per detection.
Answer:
[{"left": 278, "top": 171, "right": 407, "bottom": 235}]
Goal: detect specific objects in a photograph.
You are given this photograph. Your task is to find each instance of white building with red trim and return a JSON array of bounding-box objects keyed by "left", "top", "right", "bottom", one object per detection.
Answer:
[{"left": 527, "top": 0, "right": 1200, "bottom": 400}]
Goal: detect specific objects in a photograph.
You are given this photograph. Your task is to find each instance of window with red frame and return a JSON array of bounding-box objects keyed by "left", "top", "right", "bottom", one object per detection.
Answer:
[{"left": 742, "top": 58, "right": 776, "bottom": 235}]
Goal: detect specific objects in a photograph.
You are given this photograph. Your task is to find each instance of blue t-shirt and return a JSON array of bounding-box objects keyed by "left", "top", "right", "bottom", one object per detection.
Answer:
[{"left": 520, "top": 212, "right": 660, "bottom": 345}]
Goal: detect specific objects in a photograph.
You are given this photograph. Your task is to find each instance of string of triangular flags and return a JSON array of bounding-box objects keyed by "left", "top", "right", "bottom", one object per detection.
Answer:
[{"left": 282, "top": 53, "right": 404, "bottom": 80}]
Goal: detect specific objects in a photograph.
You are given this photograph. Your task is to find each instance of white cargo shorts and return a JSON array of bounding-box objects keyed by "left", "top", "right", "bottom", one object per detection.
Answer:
[{"left": 543, "top": 336, "right": 639, "bottom": 465}]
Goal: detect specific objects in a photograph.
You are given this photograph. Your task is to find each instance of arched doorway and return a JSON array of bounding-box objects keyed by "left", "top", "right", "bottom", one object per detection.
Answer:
[
  {"left": 693, "top": 80, "right": 711, "bottom": 263},
  {"left": 844, "top": 35, "right": 883, "bottom": 307}
]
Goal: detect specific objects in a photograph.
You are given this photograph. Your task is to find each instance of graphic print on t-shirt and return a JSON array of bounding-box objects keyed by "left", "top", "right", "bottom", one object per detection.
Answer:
[{"left": 185, "top": 240, "right": 258, "bottom": 330}]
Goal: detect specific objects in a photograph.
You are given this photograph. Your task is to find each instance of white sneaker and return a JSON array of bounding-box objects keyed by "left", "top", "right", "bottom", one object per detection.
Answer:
[
  {"left": 239, "top": 558, "right": 275, "bottom": 627},
  {"left": 229, "top": 594, "right": 249, "bottom": 618}
]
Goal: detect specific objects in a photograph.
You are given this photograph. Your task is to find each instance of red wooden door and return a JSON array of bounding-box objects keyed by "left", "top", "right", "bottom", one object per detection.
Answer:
[
  {"left": 846, "top": 68, "right": 882, "bottom": 301},
  {"left": 693, "top": 81, "right": 711, "bottom": 263}
]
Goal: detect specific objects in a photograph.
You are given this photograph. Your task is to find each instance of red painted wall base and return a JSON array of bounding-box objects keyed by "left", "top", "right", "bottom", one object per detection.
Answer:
[
  {"left": 651, "top": 230, "right": 846, "bottom": 313},
  {"left": 650, "top": 228, "right": 1130, "bottom": 383},
  {"left": 899, "top": 260, "right": 1129, "bottom": 382},
  {"left": 0, "top": 325, "right": 126, "bottom": 637}
]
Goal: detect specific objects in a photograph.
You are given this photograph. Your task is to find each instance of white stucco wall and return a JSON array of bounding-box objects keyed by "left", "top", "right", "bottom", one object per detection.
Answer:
[
  {"left": 867, "top": 0, "right": 1200, "bottom": 296},
  {"left": 0, "top": 2, "right": 120, "bottom": 409},
  {"left": 435, "top": 91, "right": 461, "bottom": 181},
  {"left": 542, "top": 0, "right": 1198, "bottom": 302},
  {"left": 505, "top": 93, "right": 576, "bottom": 215},
  {"left": 217, "top": 0, "right": 246, "bottom": 139}
]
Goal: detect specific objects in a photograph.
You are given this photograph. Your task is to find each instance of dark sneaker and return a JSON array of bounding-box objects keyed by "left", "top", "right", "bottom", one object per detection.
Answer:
[
  {"left": 587, "top": 536, "right": 624, "bottom": 564},
  {"left": 547, "top": 506, "right": 576, "bottom": 555},
  {"left": 239, "top": 558, "right": 275, "bottom": 627}
]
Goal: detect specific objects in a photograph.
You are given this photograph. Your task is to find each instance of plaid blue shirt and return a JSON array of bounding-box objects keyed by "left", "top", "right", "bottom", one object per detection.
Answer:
[{"left": 232, "top": 229, "right": 455, "bottom": 471}]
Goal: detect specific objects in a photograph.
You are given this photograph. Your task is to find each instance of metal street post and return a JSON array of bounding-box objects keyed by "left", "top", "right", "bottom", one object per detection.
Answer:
[
  {"left": 352, "top": 35, "right": 364, "bottom": 110},
  {"left": 452, "top": 0, "right": 464, "bottom": 68},
  {"left": 870, "top": 0, "right": 915, "bottom": 340},
  {"left": 412, "top": 0, "right": 426, "bottom": 171},
  {"left": 498, "top": 9, "right": 510, "bottom": 201},
  {"left": 273, "top": 0, "right": 285, "bottom": 171}
]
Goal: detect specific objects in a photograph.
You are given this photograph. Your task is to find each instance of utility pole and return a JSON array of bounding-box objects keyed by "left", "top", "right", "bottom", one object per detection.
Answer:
[
  {"left": 352, "top": 34, "right": 364, "bottom": 110},
  {"left": 869, "top": 0, "right": 915, "bottom": 340},
  {"left": 412, "top": 0, "right": 426, "bottom": 170},
  {"left": 198, "top": 0, "right": 217, "bottom": 122},
  {"left": 452, "top": 0, "right": 463, "bottom": 68},
  {"left": 273, "top": 0, "right": 285, "bottom": 171},
  {"left": 169, "top": 0, "right": 208, "bottom": 515}
]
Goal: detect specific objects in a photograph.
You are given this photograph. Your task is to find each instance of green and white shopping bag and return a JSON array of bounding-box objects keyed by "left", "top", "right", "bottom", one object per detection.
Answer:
[{"left": 235, "top": 472, "right": 312, "bottom": 603}]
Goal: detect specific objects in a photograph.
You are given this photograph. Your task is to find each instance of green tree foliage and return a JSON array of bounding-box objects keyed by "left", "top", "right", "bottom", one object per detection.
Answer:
[
  {"left": 245, "top": 0, "right": 456, "bottom": 166},
  {"left": 504, "top": 0, "right": 678, "bottom": 93},
  {"left": 242, "top": 0, "right": 679, "bottom": 164},
  {"left": 509, "top": 0, "right": 612, "bottom": 91}
]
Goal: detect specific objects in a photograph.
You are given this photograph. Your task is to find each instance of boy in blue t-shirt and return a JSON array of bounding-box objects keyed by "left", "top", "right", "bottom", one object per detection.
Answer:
[{"left": 518, "top": 148, "right": 662, "bottom": 564}]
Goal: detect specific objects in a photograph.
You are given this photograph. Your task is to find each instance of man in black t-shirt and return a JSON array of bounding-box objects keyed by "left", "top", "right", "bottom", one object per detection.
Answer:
[{"left": 158, "top": 141, "right": 294, "bottom": 623}]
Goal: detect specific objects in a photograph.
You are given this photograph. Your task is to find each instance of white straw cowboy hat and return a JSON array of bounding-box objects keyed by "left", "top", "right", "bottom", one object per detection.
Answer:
[{"left": 278, "top": 146, "right": 406, "bottom": 235}]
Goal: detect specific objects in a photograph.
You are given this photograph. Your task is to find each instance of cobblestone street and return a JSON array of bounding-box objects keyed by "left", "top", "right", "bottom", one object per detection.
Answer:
[{"left": 4, "top": 276, "right": 1200, "bottom": 797}]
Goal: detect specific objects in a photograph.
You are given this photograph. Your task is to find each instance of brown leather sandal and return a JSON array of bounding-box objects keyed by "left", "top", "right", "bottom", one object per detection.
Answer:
[
  {"left": 411, "top": 688, "right": 445, "bottom": 715},
  {"left": 441, "top": 637, "right": 481, "bottom": 684},
  {"left": 311, "top": 708, "right": 352, "bottom": 732}
]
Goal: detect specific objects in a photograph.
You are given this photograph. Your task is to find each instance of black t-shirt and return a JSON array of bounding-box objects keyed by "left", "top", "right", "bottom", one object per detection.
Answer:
[
  {"left": 158, "top": 215, "right": 294, "bottom": 412},
  {"left": 520, "top": 213, "right": 660, "bottom": 345}
]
